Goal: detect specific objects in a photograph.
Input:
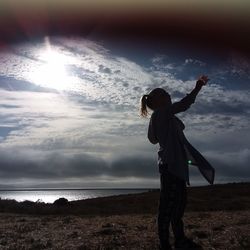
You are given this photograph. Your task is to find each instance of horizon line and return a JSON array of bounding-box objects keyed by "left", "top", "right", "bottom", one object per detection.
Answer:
[{"left": 0, "top": 181, "right": 249, "bottom": 192}]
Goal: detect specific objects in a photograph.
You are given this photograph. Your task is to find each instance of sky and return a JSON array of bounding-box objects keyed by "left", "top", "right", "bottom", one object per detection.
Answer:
[{"left": 0, "top": 1, "right": 250, "bottom": 189}]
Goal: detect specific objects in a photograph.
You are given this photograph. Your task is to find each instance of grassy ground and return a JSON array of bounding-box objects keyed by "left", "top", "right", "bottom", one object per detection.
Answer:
[
  {"left": 0, "top": 182, "right": 249, "bottom": 249},
  {"left": 0, "top": 210, "right": 249, "bottom": 249}
]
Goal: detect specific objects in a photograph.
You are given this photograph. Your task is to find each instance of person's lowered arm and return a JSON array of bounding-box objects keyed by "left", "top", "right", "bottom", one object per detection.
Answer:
[
  {"left": 148, "top": 115, "right": 158, "bottom": 144},
  {"left": 172, "top": 75, "right": 209, "bottom": 114}
]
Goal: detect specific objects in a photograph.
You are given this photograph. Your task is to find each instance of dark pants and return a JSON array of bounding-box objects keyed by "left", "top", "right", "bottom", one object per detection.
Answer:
[{"left": 157, "top": 170, "right": 187, "bottom": 248}]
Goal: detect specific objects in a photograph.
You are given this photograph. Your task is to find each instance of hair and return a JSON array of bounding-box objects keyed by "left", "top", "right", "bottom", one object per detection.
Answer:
[
  {"left": 140, "top": 88, "right": 170, "bottom": 117},
  {"left": 140, "top": 95, "right": 149, "bottom": 117}
]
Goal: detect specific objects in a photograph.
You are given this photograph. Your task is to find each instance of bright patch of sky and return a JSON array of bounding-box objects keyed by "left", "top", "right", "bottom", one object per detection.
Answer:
[{"left": 0, "top": 37, "right": 249, "bottom": 188}]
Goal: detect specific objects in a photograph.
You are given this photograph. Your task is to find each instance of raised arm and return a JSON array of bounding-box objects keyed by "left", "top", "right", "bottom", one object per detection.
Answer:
[{"left": 172, "top": 75, "right": 209, "bottom": 114}]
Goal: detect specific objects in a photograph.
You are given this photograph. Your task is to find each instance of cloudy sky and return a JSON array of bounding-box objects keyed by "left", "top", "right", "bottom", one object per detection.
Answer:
[{"left": 0, "top": 1, "right": 250, "bottom": 188}]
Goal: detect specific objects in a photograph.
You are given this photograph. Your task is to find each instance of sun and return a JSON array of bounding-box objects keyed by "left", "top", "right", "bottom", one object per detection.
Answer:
[
  {"left": 30, "top": 49, "right": 70, "bottom": 90},
  {"left": 29, "top": 38, "right": 76, "bottom": 91}
]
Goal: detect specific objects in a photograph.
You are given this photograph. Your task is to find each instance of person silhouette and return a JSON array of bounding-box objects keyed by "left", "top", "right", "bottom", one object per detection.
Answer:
[{"left": 140, "top": 75, "right": 215, "bottom": 250}]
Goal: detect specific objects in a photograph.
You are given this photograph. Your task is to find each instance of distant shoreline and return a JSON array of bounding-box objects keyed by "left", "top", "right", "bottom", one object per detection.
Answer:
[
  {"left": 0, "top": 181, "right": 249, "bottom": 216},
  {"left": 0, "top": 188, "right": 154, "bottom": 192},
  {"left": 1, "top": 180, "right": 249, "bottom": 192},
  {"left": 0, "top": 188, "right": 152, "bottom": 204}
]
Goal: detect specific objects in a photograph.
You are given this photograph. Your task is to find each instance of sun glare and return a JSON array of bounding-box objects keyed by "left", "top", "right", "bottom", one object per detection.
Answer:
[
  {"left": 30, "top": 50, "right": 69, "bottom": 90},
  {"left": 29, "top": 38, "right": 76, "bottom": 91}
]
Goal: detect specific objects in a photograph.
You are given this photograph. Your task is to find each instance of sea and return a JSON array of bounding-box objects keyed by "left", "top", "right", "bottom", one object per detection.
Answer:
[{"left": 0, "top": 189, "right": 153, "bottom": 204}]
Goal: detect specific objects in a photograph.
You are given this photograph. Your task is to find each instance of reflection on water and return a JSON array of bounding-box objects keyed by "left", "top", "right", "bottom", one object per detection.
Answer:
[{"left": 0, "top": 189, "right": 150, "bottom": 203}]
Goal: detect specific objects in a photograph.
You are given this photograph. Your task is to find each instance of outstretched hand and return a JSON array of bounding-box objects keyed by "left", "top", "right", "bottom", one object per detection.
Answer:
[{"left": 196, "top": 75, "right": 209, "bottom": 87}]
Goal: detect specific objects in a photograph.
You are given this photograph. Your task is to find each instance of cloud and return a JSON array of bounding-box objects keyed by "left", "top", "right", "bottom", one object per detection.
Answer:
[
  {"left": 0, "top": 37, "right": 250, "bottom": 187},
  {"left": 184, "top": 58, "right": 206, "bottom": 67},
  {"left": 98, "top": 64, "right": 112, "bottom": 74},
  {"left": 151, "top": 54, "right": 176, "bottom": 72},
  {"left": 0, "top": 145, "right": 159, "bottom": 189},
  {"left": 0, "top": 147, "right": 157, "bottom": 178},
  {"left": 147, "top": 54, "right": 250, "bottom": 134},
  {"left": 182, "top": 128, "right": 250, "bottom": 183},
  {"left": 206, "top": 149, "right": 250, "bottom": 180},
  {"left": 0, "top": 75, "right": 56, "bottom": 93},
  {"left": 0, "top": 148, "right": 106, "bottom": 179},
  {"left": 228, "top": 52, "right": 250, "bottom": 78}
]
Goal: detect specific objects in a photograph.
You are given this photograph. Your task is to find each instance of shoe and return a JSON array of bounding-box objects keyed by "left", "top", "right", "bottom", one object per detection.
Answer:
[{"left": 174, "top": 237, "right": 203, "bottom": 249}]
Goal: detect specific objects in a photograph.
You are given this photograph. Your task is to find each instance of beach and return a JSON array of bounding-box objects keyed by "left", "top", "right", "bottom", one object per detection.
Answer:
[{"left": 0, "top": 182, "right": 249, "bottom": 249}]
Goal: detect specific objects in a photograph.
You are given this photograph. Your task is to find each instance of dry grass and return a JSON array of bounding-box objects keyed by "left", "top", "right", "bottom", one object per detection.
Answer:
[
  {"left": 0, "top": 182, "right": 249, "bottom": 249},
  {"left": 0, "top": 211, "right": 249, "bottom": 249}
]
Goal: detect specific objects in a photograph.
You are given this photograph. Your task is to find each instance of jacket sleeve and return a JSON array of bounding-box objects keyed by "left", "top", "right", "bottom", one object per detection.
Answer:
[
  {"left": 147, "top": 116, "right": 158, "bottom": 144},
  {"left": 172, "top": 85, "right": 201, "bottom": 114}
]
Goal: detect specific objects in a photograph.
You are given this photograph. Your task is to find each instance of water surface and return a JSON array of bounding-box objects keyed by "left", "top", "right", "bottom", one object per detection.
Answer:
[{"left": 0, "top": 189, "right": 151, "bottom": 203}]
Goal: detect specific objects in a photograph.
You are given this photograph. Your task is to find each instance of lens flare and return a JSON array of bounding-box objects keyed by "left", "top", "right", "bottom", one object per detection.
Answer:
[{"left": 29, "top": 37, "right": 76, "bottom": 91}]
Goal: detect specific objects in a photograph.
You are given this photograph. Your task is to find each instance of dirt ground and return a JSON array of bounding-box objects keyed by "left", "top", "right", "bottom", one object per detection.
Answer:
[{"left": 0, "top": 210, "right": 249, "bottom": 250}]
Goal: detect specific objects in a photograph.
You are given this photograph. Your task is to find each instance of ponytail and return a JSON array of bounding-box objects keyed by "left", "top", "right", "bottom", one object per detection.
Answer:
[
  {"left": 139, "top": 88, "right": 169, "bottom": 117},
  {"left": 140, "top": 95, "right": 149, "bottom": 117}
]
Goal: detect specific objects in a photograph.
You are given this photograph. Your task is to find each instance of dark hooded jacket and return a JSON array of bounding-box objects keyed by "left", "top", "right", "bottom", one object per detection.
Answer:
[{"left": 148, "top": 88, "right": 215, "bottom": 186}]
